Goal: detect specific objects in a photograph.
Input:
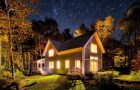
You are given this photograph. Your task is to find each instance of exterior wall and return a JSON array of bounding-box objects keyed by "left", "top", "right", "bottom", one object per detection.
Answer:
[
  {"left": 40, "top": 34, "right": 104, "bottom": 75},
  {"left": 84, "top": 35, "right": 102, "bottom": 73},
  {"left": 32, "top": 58, "right": 46, "bottom": 73},
  {"left": 46, "top": 51, "right": 82, "bottom": 74}
]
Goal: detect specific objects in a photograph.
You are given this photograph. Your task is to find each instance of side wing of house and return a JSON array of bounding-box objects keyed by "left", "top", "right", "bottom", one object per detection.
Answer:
[{"left": 84, "top": 32, "right": 105, "bottom": 73}]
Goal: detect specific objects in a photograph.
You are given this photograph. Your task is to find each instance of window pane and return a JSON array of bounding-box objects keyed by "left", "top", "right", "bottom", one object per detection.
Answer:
[
  {"left": 57, "top": 61, "right": 60, "bottom": 69},
  {"left": 49, "top": 61, "right": 54, "bottom": 69},
  {"left": 91, "top": 43, "right": 97, "bottom": 53},
  {"left": 90, "top": 56, "right": 98, "bottom": 60},
  {"left": 48, "top": 49, "right": 54, "bottom": 57},
  {"left": 65, "top": 60, "right": 69, "bottom": 68}
]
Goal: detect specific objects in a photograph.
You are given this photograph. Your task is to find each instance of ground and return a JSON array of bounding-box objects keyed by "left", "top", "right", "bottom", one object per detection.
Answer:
[
  {"left": 21, "top": 75, "right": 85, "bottom": 90},
  {"left": 18, "top": 74, "right": 140, "bottom": 90}
]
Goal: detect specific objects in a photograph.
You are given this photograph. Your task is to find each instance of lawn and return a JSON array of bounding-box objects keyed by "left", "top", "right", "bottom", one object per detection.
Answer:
[{"left": 20, "top": 75, "right": 85, "bottom": 90}]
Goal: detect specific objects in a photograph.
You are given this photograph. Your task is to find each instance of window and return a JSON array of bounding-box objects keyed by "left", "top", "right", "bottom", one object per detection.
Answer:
[
  {"left": 75, "top": 60, "right": 81, "bottom": 68},
  {"left": 65, "top": 60, "right": 70, "bottom": 68},
  {"left": 57, "top": 60, "right": 60, "bottom": 69},
  {"left": 90, "top": 56, "right": 98, "bottom": 60},
  {"left": 48, "top": 49, "right": 54, "bottom": 57},
  {"left": 91, "top": 43, "right": 97, "bottom": 53},
  {"left": 49, "top": 61, "right": 54, "bottom": 69},
  {"left": 42, "top": 63, "right": 45, "bottom": 67}
]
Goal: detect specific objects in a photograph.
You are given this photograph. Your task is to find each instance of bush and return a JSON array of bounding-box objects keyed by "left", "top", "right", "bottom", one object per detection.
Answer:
[
  {"left": 15, "top": 69, "right": 25, "bottom": 79},
  {"left": 105, "top": 70, "right": 119, "bottom": 77},
  {"left": 85, "top": 72, "right": 95, "bottom": 79},
  {"left": 94, "top": 73, "right": 120, "bottom": 90},
  {"left": 2, "top": 70, "right": 13, "bottom": 80},
  {"left": 129, "top": 70, "right": 140, "bottom": 81}
]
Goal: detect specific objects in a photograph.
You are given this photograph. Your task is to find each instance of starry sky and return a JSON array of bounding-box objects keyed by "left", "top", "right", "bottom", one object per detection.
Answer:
[{"left": 30, "top": 0, "right": 138, "bottom": 33}]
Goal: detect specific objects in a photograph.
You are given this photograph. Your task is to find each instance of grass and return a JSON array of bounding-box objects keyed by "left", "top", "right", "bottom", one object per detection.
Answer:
[{"left": 19, "top": 75, "right": 86, "bottom": 90}]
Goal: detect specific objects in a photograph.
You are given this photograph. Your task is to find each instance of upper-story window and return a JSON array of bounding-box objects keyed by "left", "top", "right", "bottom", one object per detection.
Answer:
[
  {"left": 91, "top": 43, "right": 97, "bottom": 53},
  {"left": 48, "top": 49, "right": 54, "bottom": 57}
]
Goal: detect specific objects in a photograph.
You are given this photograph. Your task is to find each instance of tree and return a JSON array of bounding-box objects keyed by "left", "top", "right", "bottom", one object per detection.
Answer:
[
  {"left": 94, "top": 16, "right": 114, "bottom": 43},
  {"left": 73, "top": 24, "right": 89, "bottom": 37},
  {"left": 32, "top": 17, "right": 63, "bottom": 59},
  {"left": 62, "top": 28, "right": 73, "bottom": 41},
  {"left": 118, "top": 3, "right": 140, "bottom": 69},
  {"left": 0, "top": 0, "right": 40, "bottom": 77}
]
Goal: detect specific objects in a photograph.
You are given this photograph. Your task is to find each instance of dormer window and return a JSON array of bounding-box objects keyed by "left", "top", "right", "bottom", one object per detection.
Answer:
[
  {"left": 91, "top": 43, "right": 97, "bottom": 53},
  {"left": 48, "top": 49, "right": 54, "bottom": 57}
]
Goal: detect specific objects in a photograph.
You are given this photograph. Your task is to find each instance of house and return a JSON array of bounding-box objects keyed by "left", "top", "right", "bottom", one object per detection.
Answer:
[{"left": 32, "top": 31, "right": 105, "bottom": 75}]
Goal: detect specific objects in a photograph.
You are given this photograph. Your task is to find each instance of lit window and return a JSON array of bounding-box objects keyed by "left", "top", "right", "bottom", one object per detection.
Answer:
[
  {"left": 65, "top": 60, "right": 70, "bottom": 68},
  {"left": 91, "top": 43, "right": 97, "bottom": 53},
  {"left": 49, "top": 61, "right": 54, "bottom": 69},
  {"left": 90, "top": 56, "right": 98, "bottom": 60},
  {"left": 57, "top": 60, "right": 60, "bottom": 69},
  {"left": 75, "top": 60, "right": 81, "bottom": 68},
  {"left": 48, "top": 49, "right": 54, "bottom": 57},
  {"left": 94, "top": 57, "right": 98, "bottom": 60}
]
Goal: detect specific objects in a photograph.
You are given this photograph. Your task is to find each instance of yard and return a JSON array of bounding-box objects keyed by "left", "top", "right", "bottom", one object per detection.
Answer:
[
  {"left": 17, "top": 74, "right": 140, "bottom": 90},
  {"left": 20, "top": 75, "right": 85, "bottom": 90}
]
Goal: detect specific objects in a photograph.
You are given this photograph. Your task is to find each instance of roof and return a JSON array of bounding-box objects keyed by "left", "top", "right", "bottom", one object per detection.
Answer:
[
  {"left": 52, "top": 31, "right": 94, "bottom": 51},
  {"left": 43, "top": 31, "right": 105, "bottom": 56}
]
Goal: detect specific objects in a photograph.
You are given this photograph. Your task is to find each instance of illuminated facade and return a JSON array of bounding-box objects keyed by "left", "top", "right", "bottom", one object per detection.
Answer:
[{"left": 32, "top": 31, "right": 105, "bottom": 75}]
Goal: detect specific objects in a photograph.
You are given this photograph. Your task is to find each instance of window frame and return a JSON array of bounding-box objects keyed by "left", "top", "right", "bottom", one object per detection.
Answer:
[{"left": 48, "top": 49, "right": 54, "bottom": 57}]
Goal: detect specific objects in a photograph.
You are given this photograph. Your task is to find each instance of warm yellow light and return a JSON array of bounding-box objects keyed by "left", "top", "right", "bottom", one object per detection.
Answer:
[
  {"left": 90, "top": 61, "right": 99, "bottom": 72},
  {"left": 75, "top": 60, "right": 81, "bottom": 68},
  {"left": 90, "top": 56, "right": 98, "bottom": 60},
  {"left": 65, "top": 60, "right": 70, "bottom": 68},
  {"left": 48, "top": 49, "right": 54, "bottom": 57},
  {"left": 49, "top": 61, "right": 54, "bottom": 69},
  {"left": 57, "top": 60, "right": 60, "bottom": 69},
  {"left": 91, "top": 43, "right": 97, "bottom": 53}
]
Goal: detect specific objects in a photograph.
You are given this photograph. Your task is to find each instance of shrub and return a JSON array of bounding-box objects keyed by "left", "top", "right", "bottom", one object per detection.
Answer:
[
  {"left": 105, "top": 70, "right": 119, "bottom": 77},
  {"left": 129, "top": 70, "right": 140, "bottom": 81},
  {"left": 85, "top": 72, "right": 95, "bottom": 79},
  {"left": 2, "top": 70, "right": 13, "bottom": 80},
  {"left": 15, "top": 69, "right": 25, "bottom": 79}
]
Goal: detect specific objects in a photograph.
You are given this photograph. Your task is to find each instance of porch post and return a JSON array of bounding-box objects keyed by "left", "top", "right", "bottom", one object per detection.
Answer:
[
  {"left": 101, "top": 54, "right": 103, "bottom": 70},
  {"left": 82, "top": 50, "right": 85, "bottom": 75}
]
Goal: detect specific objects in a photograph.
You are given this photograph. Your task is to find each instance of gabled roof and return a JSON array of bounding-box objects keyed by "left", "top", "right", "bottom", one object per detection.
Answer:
[
  {"left": 43, "top": 31, "right": 105, "bottom": 56},
  {"left": 52, "top": 31, "right": 94, "bottom": 51}
]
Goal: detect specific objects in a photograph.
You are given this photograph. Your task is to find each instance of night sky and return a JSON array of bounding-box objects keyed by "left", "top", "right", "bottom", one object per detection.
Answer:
[{"left": 30, "top": 0, "right": 138, "bottom": 33}]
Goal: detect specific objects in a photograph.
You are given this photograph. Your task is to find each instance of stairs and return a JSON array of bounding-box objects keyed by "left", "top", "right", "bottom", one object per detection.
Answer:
[{"left": 39, "top": 67, "right": 48, "bottom": 75}]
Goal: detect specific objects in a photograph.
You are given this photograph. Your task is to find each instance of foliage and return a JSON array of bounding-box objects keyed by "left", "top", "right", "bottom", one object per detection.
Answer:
[
  {"left": 15, "top": 69, "right": 25, "bottom": 79},
  {"left": 1, "top": 70, "right": 13, "bottom": 80},
  {"left": 95, "top": 16, "right": 114, "bottom": 42},
  {"left": 129, "top": 70, "right": 140, "bottom": 81},
  {"left": 94, "top": 72, "right": 120, "bottom": 90},
  {"left": 73, "top": 24, "right": 89, "bottom": 37},
  {"left": 32, "top": 17, "right": 62, "bottom": 59},
  {"left": 62, "top": 28, "right": 73, "bottom": 41},
  {"left": 104, "top": 70, "right": 119, "bottom": 77}
]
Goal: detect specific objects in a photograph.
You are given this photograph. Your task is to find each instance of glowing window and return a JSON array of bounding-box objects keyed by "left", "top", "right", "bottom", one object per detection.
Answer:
[
  {"left": 57, "top": 60, "right": 60, "bottom": 69},
  {"left": 75, "top": 60, "right": 81, "bottom": 68},
  {"left": 91, "top": 43, "right": 97, "bottom": 53},
  {"left": 65, "top": 60, "right": 70, "bottom": 68},
  {"left": 48, "top": 49, "right": 54, "bottom": 57},
  {"left": 90, "top": 56, "right": 98, "bottom": 60},
  {"left": 49, "top": 61, "right": 54, "bottom": 69}
]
